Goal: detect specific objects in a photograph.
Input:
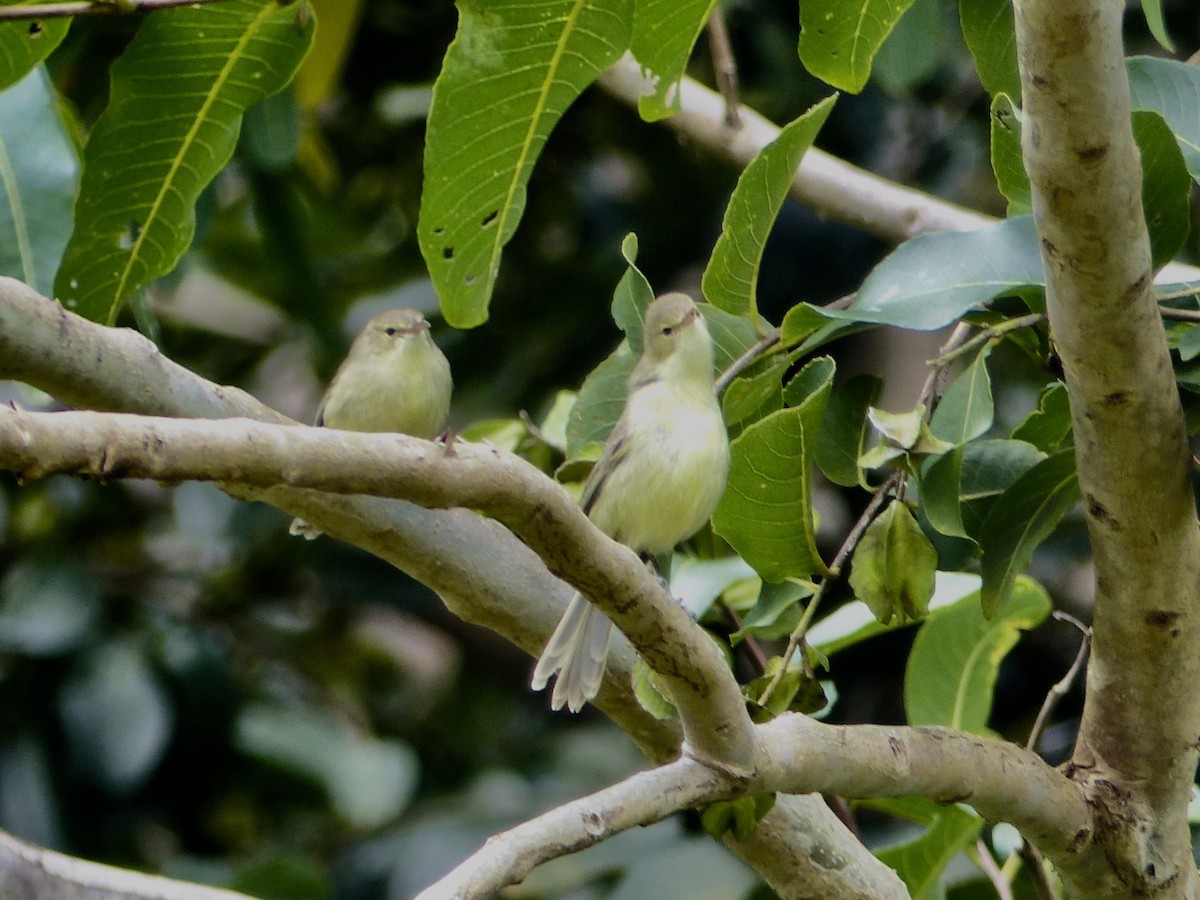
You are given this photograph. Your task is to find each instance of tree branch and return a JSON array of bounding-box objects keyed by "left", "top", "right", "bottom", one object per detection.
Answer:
[
  {"left": 0, "top": 0, "right": 230, "bottom": 20},
  {"left": 1014, "top": 1, "right": 1200, "bottom": 896}
]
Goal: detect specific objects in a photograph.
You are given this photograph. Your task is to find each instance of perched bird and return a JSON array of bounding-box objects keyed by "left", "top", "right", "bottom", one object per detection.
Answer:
[
  {"left": 289, "top": 308, "right": 452, "bottom": 539},
  {"left": 532, "top": 292, "right": 730, "bottom": 712}
]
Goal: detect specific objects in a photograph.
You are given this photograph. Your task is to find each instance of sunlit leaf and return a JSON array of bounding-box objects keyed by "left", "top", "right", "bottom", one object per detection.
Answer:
[
  {"left": 418, "top": 0, "right": 633, "bottom": 327},
  {"left": 798, "top": 0, "right": 917, "bottom": 93},
  {"left": 630, "top": 0, "right": 716, "bottom": 121},
  {"left": 1140, "top": 0, "right": 1173, "bottom": 53}
]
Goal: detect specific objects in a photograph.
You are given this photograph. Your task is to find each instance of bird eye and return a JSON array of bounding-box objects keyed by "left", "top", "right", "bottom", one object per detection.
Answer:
[
  {"left": 384, "top": 327, "right": 398, "bottom": 336},
  {"left": 662, "top": 326, "right": 673, "bottom": 336}
]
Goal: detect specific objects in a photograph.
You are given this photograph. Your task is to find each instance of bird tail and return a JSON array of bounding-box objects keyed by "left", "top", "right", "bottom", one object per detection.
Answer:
[{"left": 531, "top": 593, "right": 613, "bottom": 713}]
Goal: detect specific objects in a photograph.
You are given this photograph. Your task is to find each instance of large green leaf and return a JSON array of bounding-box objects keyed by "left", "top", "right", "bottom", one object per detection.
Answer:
[
  {"left": 872, "top": 0, "right": 941, "bottom": 95},
  {"left": 798, "top": 0, "right": 917, "bottom": 93},
  {"left": 1127, "top": 56, "right": 1200, "bottom": 183},
  {"left": 1010, "top": 382, "right": 1071, "bottom": 452},
  {"left": 712, "top": 358, "right": 834, "bottom": 582},
  {"left": 989, "top": 93, "right": 1029, "bottom": 215},
  {"left": 630, "top": 0, "right": 716, "bottom": 121},
  {"left": 959, "top": 0, "right": 1018, "bottom": 98},
  {"left": 0, "top": 2, "right": 69, "bottom": 91},
  {"left": 876, "top": 802, "right": 984, "bottom": 900},
  {"left": 979, "top": 450, "right": 1078, "bottom": 617},
  {"left": 815, "top": 373, "right": 882, "bottom": 487},
  {"left": 922, "top": 438, "right": 1045, "bottom": 543},
  {"left": 822, "top": 216, "right": 1044, "bottom": 330},
  {"left": 702, "top": 95, "right": 836, "bottom": 318},
  {"left": 1134, "top": 110, "right": 1190, "bottom": 270},
  {"left": 418, "top": 0, "right": 632, "bottom": 327},
  {"left": 929, "top": 344, "right": 993, "bottom": 445},
  {"left": 0, "top": 65, "right": 78, "bottom": 295},
  {"left": 55, "top": 0, "right": 314, "bottom": 323},
  {"left": 905, "top": 576, "right": 1050, "bottom": 731}
]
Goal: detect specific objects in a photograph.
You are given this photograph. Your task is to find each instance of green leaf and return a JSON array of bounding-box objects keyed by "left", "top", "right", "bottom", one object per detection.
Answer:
[
  {"left": 612, "top": 232, "right": 655, "bottom": 355},
  {"left": 959, "top": 438, "right": 1046, "bottom": 538},
  {"left": 1140, "top": 0, "right": 1174, "bottom": 52},
  {"left": 1180, "top": 326, "right": 1200, "bottom": 363},
  {"left": 798, "top": 0, "right": 917, "bottom": 93},
  {"left": 849, "top": 500, "right": 938, "bottom": 624},
  {"left": 669, "top": 554, "right": 757, "bottom": 620},
  {"left": 418, "top": 0, "right": 632, "bottom": 327},
  {"left": 701, "top": 793, "right": 777, "bottom": 842},
  {"left": 55, "top": 0, "right": 314, "bottom": 323},
  {"left": 959, "top": 0, "right": 1018, "bottom": 97},
  {"left": 703, "top": 95, "right": 837, "bottom": 318},
  {"left": 1127, "top": 56, "right": 1200, "bottom": 183},
  {"left": 565, "top": 342, "right": 635, "bottom": 456},
  {"left": 920, "top": 447, "right": 972, "bottom": 542},
  {"left": 929, "top": 345, "right": 993, "bottom": 445},
  {"left": 722, "top": 355, "right": 787, "bottom": 427},
  {"left": 1010, "top": 382, "right": 1071, "bottom": 452},
  {"left": 1134, "top": 110, "right": 1190, "bottom": 270},
  {"left": 989, "top": 92, "right": 1030, "bottom": 216},
  {"left": 632, "top": 657, "right": 678, "bottom": 720},
  {"left": 60, "top": 640, "right": 173, "bottom": 795},
  {"left": 876, "top": 803, "right": 984, "bottom": 900},
  {"left": 782, "top": 354, "right": 836, "bottom": 410},
  {"left": 236, "top": 704, "right": 419, "bottom": 829},
  {"left": 779, "top": 302, "right": 829, "bottom": 347},
  {"left": 732, "top": 579, "right": 814, "bottom": 643},
  {"left": 0, "top": 4, "right": 69, "bottom": 91},
  {"left": 703, "top": 303, "right": 763, "bottom": 373},
  {"left": 0, "top": 66, "right": 79, "bottom": 295},
  {"left": 979, "top": 450, "right": 1078, "bottom": 617},
  {"left": 905, "top": 575, "right": 1050, "bottom": 730},
  {"left": 240, "top": 86, "right": 301, "bottom": 172},
  {"left": 872, "top": 0, "right": 941, "bottom": 95},
  {"left": 816, "top": 373, "right": 882, "bottom": 487},
  {"left": 809, "top": 571, "right": 981, "bottom": 656},
  {"left": 822, "top": 216, "right": 1044, "bottom": 330},
  {"left": 713, "top": 358, "right": 834, "bottom": 582},
  {"left": 630, "top": 0, "right": 716, "bottom": 121}
]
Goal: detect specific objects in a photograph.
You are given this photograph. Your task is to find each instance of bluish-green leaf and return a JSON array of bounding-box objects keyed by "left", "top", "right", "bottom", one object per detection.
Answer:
[
  {"left": 876, "top": 803, "right": 984, "bottom": 900},
  {"left": 55, "top": 0, "right": 314, "bottom": 323},
  {"left": 929, "top": 344, "right": 993, "bottom": 445},
  {"left": 979, "top": 450, "right": 1078, "bottom": 617},
  {"left": 702, "top": 95, "right": 836, "bottom": 318},
  {"left": 1140, "top": 0, "right": 1173, "bottom": 52},
  {"left": 989, "top": 93, "right": 1029, "bottom": 215},
  {"left": 959, "top": 0, "right": 1018, "bottom": 97},
  {"left": 713, "top": 358, "right": 834, "bottom": 582},
  {"left": 816, "top": 373, "right": 882, "bottom": 487},
  {"left": 630, "top": 0, "right": 715, "bottom": 121},
  {"left": 906, "top": 575, "right": 1050, "bottom": 730},
  {"left": 959, "top": 438, "right": 1045, "bottom": 538},
  {"left": 822, "top": 216, "right": 1044, "bottom": 330},
  {"left": 418, "top": 0, "right": 632, "bottom": 327},
  {"left": 0, "top": 4, "right": 69, "bottom": 91},
  {"left": 798, "top": 0, "right": 917, "bottom": 93},
  {"left": 1128, "top": 56, "right": 1200, "bottom": 183},
  {"left": 1134, "top": 109, "right": 1190, "bottom": 269},
  {"left": 0, "top": 65, "right": 78, "bottom": 295}
]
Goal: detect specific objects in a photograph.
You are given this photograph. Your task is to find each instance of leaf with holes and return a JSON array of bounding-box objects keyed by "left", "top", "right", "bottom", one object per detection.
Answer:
[
  {"left": 0, "top": 5, "right": 68, "bottom": 91},
  {"left": 418, "top": 0, "right": 633, "bottom": 327},
  {"left": 798, "top": 0, "right": 917, "bottom": 93},
  {"left": 703, "top": 95, "right": 836, "bottom": 318},
  {"left": 905, "top": 575, "right": 1050, "bottom": 731},
  {"left": 55, "top": 0, "right": 314, "bottom": 323},
  {"left": 630, "top": 0, "right": 716, "bottom": 121},
  {"left": 0, "top": 66, "right": 78, "bottom": 295}
]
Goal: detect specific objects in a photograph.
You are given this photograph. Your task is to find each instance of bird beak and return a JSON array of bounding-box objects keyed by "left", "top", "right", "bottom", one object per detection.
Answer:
[{"left": 410, "top": 319, "right": 431, "bottom": 335}]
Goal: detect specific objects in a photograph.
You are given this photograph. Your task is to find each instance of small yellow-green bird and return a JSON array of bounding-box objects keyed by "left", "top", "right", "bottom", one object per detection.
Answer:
[
  {"left": 289, "top": 308, "right": 453, "bottom": 539},
  {"left": 532, "top": 292, "right": 730, "bottom": 712}
]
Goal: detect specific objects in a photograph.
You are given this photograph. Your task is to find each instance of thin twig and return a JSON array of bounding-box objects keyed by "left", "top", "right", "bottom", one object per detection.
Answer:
[
  {"left": 1158, "top": 307, "right": 1200, "bottom": 322},
  {"left": 916, "top": 321, "right": 973, "bottom": 414},
  {"left": 715, "top": 328, "right": 781, "bottom": 394},
  {"left": 1156, "top": 285, "right": 1200, "bottom": 303},
  {"left": 928, "top": 313, "right": 1046, "bottom": 369},
  {"left": 0, "top": 0, "right": 230, "bottom": 19},
  {"left": 756, "top": 470, "right": 903, "bottom": 707},
  {"left": 1027, "top": 611, "right": 1091, "bottom": 753},
  {"left": 706, "top": 5, "right": 741, "bottom": 128},
  {"left": 722, "top": 602, "right": 769, "bottom": 675},
  {"left": 973, "top": 839, "right": 1015, "bottom": 900}
]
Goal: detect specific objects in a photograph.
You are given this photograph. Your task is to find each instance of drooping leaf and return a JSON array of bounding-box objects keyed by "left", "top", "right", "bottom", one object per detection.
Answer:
[
  {"left": 779, "top": 302, "right": 829, "bottom": 347},
  {"left": 798, "top": 0, "right": 918, "bottom": 93},
  {"left": 816, "top": 373, "right": 882, "bottom": 487},
  {"left": 630, "top": 0, "right": 716, "bottom": 121},
  {"left": 959, "top": 0, "right": 1018, "bottom": 97},
  {"left": 920, "top": 447, "right": 972, "bottom": 542},
  {"left": 979, "top": 450, "right": 1079, "bottom": 616},
  {"left": 906, "top": 575, "right": 1050, "bottom": 730},
  {"left": 849, "top": 500, "right": 938, "bottom": 624},
  {"left": 989, "top": 92, "right": 1030, "bottom": 215},
  {"left": 929, "top": 344, "right": 994, "bottom": 445},
  {"left": 876, "top": 803, "right": 984, "bottom": 900},
  {"left": 55, "top": 0, "right": 314, "bottom": 323},
  {"left": 0, "top": 4, "right": 69, "bottom": 91},
  {"left": 0, "top": 65, "right": 79, "bottom": 295},
  {"left": 611, "top": 232, "right": 655, "bottom": 355},
  {"left": 418, "top": 0, "right": 633, "bottom": 327},
  {"left": 1010, "top": 382, "right": 1071, "bottom": 452},
  {"left": 1127, "top": 56, "right": 1200, "bottom": 183},
  {"left": 703, "top": 303, "right": 763, "bottom": 373},
  {"left": 713, "top": 358, "right": 834, "bottom": 582},
  {"left": 703, "top": 95, "right": 837, "bottom": 318},
  {"left": 822, "top": 215, "right": 1044, "bottom": 330},
  {"left": 1133, "top": 110, "right": 1190, "bottom": 270},
  {"left": 1140, "top": 0, "right": 1173, "bottom": 53}
]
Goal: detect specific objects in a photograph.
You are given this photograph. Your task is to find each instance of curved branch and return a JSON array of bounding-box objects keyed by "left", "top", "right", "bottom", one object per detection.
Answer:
[{"left": 1014, "top": 0, "right": 1200, "bottom": 896}]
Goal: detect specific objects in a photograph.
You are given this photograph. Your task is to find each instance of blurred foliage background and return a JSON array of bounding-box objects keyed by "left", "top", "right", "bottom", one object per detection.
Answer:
[{"left": 2, "top": 0, "right": 1198, "bottom": 898}]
